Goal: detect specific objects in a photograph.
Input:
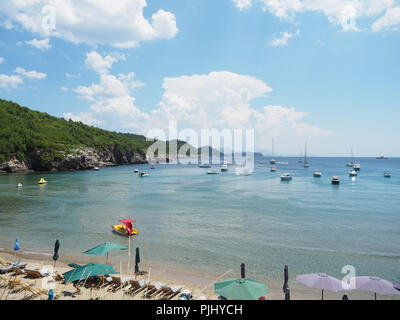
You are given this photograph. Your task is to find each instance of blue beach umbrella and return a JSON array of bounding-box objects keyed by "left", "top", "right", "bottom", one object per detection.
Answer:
[
  {"left": 14, "top": 238, "right": 20, "bottom": 251},
  {"left": 14, "top": 238, "right": 20, "bottom": 260}
]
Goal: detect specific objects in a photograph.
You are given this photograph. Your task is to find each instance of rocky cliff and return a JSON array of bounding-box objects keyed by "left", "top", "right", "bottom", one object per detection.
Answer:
[{"left": 0, "top": 147, "right": 147, "bottom": 173}]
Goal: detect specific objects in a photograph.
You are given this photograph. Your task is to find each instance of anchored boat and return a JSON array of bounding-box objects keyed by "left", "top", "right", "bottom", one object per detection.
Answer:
[
  {"left": 313, "top": 170, "right": 322, "bottom": 177},
  {"left": 349, "top": 170, "right": 357, "bottom": 177},
  {"left": 38, "top": 178, "right": 47, "bottom": 185},
  {"left": 280, "top": 173, "right": 292, "bottom": 181},
  {"left": 331, "top": 176, "right": 340, "bottom": 185}
]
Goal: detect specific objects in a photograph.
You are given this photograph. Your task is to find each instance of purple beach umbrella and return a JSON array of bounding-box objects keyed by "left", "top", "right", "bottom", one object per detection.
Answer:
[
  {"left": 296, "top": 273, "right": 343, "bottom": 300},
  {"left": 350, "top": 276, "right": 400, "bottom": 300}
]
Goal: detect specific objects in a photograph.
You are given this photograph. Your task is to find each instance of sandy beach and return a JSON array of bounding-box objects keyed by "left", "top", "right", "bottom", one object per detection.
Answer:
[{"left": 1, "top": 250, "right": 398, "bottom": 301}]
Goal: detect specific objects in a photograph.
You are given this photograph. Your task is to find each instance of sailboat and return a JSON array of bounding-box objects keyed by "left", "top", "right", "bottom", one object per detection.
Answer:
[
  {"left": 303, "top": 144, "right": 309, "bottom": 168},
  {"left": 346, "top": 148, "right": 355, "bottom": 167},
  {"left": 269, "top": 139, "right": 276, "bottom": 164}
]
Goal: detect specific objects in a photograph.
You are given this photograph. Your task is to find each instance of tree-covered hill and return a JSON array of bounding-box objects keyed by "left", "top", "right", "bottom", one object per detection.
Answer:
[{"left": 0, "top": 99, "right": 153, "bottom": 166}]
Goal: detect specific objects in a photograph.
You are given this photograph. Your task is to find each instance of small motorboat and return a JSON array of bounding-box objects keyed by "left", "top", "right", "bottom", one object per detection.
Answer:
[
  {"left": 17, "top": 183, "right": 23, "bottom": 188},
  {"left": 199, "top": 163, "right": 211, "bottom": 168},
  {"left": 346, "top": 162, "right": 354, "bottom": 167},
  {"left": 313, "top": 170, "right": 322, "bottom": 177},
  {"left": 280, "top": 173, "right": 292, "bottom": 181},
  {"left": 151, "top": 165, "right": 155, "bottom": 169},
  {"left": 349, "top": 170, "right": 357, "bottom": 177},
  {"left": 38, "top": 178, "right": 47, "bottom": 185},
  {"left": 270, "top": 166, "right": 277, "bottom": 172},
  {"left": 93, "top": 166, "right": 100, "bottom": 171},
  {"left": 133, "top": 168, "right": 139, "bottom": 173},
  {"left": 112, "top": 219, "right": 139, "bottom": 237},
  {"left": 138, "top": 172, "right": 149, "bottom": 177},
  {"left": 220, "top": 164, "right": 228, "bottom": 172},
  {"left": 377, "top": 156, "right": 388, "bottom": 160},
  {"left": 353, "top": 163, "right": 360, "bottom": 171},
  {"left": 384, "top": 172, "right": 391, "bottom": 178},
  {"left": 207, "top": 170, "right": 219, "bottom": 175},
  {"left": 331, "top": 176, "right": 340, "bottom": 185}
]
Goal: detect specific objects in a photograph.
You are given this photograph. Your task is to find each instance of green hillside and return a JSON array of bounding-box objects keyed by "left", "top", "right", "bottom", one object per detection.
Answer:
[{"left": 0, "top": 99, "right": 154, "bottom": 164}]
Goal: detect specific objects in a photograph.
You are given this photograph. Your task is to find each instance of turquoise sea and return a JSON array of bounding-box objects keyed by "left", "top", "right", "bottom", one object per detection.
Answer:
[{"left": 0, "top": 157, "right": 399, "bottom": 284}]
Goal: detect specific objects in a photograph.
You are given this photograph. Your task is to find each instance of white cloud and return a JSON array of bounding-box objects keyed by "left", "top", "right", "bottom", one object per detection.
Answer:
[
  {"left": 14, "top": 67, "right": 47, "bottom": 80},
  {"left": 269, "top": 30, "right": 300, "bottom": 46},
  {"left": 67, "top": 71, "right": 148, "bottom": 130},
  {"left": 25, "top": 38, "right": 51, "bottom": 50},
  {"left": 63, "top": 112, "right": 104, "bottom": 126},
  {"left": 66, "top": 70, "right": 330, "bottom": 151},
  {"left": 232, "top": 0, "right": 252, "bottom": 10},
  {"left": 257, "top": 0, "right": 397, "bottom": 32},
  {"left": 60, "top": 86, "right": 68, "bottom": 91},
  {"left": 0, "top": 74, "right": 23, "bottom": 89},
  {"left": 0, "top": 57, "right": 4, "bottom": 64},
  {"left": 0, "top": 0, "right": 178, "bottom": 48},
  {"left": 85, "top": 51, "right": 125, "bottom": 74},
  {"left": 371, "top": 6, "right": 400, "bottom": 31},
  {"left": 66, "top": 72, "right": 81, "bottom": 79}
]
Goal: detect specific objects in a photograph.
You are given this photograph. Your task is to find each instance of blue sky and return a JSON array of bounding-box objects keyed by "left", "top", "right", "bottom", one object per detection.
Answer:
[{"left": 0, "top": 0, "right": 400, "bottom": 156}]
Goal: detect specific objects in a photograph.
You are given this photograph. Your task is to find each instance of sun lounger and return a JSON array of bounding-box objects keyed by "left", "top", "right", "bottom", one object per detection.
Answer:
[
  {"left": 160, "top": 285, "right": 182, "bottom": 300},
  {"left": 127, "top": 279, "right": 149, "bottom": 295},
  {"left": 0, "top": 262, "right": 27, "bottom": 274},
  {"left": 144, "top": 282, "right": 165, "bottom": 299},
  {"left": 108, "top": 276, "right": 126, "bottom": 291},
  {"left": 23, "top": 268, "right": 49, "bottom": 279}
]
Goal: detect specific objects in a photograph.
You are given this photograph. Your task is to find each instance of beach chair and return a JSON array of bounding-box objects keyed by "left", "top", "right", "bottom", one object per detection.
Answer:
[
  {"left": 23, "top": 268, "right": 49, "bottom": 279},
  {"left": 159, "top": 285, "right": 183, "bottom": 300},
  {"left": 108, "top": 276, "right": 124, "bottom": 292},
  {"left": 0, "top": 262, "right": 27, "bottom": 274},
  {"left": 127, "top": 279, "right": 148, "bottom": 295},
  {"left": 144, "top": 282, "right": 165, "bottom": 299}
]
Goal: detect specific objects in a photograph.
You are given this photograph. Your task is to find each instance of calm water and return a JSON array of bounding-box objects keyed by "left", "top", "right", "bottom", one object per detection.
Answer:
[{"left": 0, "top": 157, "right": 399, "bottom": 283}]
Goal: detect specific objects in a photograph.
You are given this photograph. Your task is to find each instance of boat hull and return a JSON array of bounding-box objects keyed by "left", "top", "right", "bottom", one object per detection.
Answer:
[{"left": 112, "top": 224, "right": 139, "bottom": 237}]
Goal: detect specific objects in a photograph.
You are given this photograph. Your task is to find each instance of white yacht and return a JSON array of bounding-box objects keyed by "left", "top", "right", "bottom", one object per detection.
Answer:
[
  {"left": 313, "top": 170, "right": 322, "bottom": 177},
  {"left": 331, "top": 176, "right": 340, "bottom": 185},
  {"left": 353, "top": 163, "right": 361, "bottom": 171},
  {"left": 346, "top": 148, "right": 355, "bottom": 167},
  {"left": 303, "top": 144, "right": 309, "bottom": 167},
  {"left": 207, "top": 170, "right": 219, "bottom": 175},
  {"left": 384, "top": 172, "right": 391, "bottom": 178},
  {"left": 270, "top": 166, "right": 277, "bottom": 172},
  {"left": 280, "top": 173, "right": 292, "bottom": 181},
  {"left": 349, "top": 170, "right": 358, "bottom": 177},
  {"left": 199, "top": 163, "right": 211, "bottom": 168},
  {"left": 220, "top": 164, "right": 228, "bottom": 172},
  {"left": 93, "top": 166, "right": 100, "bottom": 171},
  {"left": 17, "top": 183, "right": 23, "bottom": 188}
]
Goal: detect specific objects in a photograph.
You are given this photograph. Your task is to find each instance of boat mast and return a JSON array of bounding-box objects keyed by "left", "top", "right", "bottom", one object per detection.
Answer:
[
  {"left": 272, "top": 139, "right": 274, "bottom": 158},
  {"left": 304, "top": 143, "right": 307, "bottom": 163}
]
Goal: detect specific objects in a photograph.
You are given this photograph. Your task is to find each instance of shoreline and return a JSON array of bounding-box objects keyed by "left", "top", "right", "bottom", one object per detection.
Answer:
[{"left": 1, "top": 249, "right": 398, "bottom": 300}]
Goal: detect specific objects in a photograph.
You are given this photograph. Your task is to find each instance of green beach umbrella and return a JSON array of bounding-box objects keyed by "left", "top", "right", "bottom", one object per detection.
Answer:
[
  {"left": 214, "top": 278, "right": 269, "bottom": 300},
  {"left": 63, "top": 263, "right": 118, "bottom": 284},
  {"left": 83, "top": 242, "right": 128, "bottom": 264},
  {"left": 53, "top": 240, "right": 60, "bottom": 267}
]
